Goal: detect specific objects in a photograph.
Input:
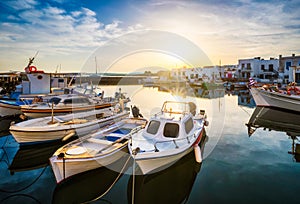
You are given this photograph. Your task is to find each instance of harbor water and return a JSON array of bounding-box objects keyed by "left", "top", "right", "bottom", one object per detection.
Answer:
[{"left": 1, "top": 85, "right": 300, "bottom": 204}]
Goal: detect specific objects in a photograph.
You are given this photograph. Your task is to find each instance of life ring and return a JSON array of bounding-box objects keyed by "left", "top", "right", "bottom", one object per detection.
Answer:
[
  {"left": 29, "top": 66, "right": 37, "bottom": 72},
  {"left": 287, "top": 86, "right": 300, "bottom": 95}
]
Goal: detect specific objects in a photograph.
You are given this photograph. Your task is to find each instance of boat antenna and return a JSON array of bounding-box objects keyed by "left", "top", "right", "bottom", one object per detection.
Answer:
[
  {"left": 26, "top": 51, "right": 39, "bottom": 69},
  {"left": 95, "top": 56, "right": 98, "bottom": 75}
]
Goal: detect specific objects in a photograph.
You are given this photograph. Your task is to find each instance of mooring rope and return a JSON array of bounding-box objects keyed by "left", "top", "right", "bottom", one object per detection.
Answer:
[
  {"left": 81, "top": 155, "right": 132, "bottom": 204},
  {"left": 131, "top": 155, "right": 136, "bottom": 204}
]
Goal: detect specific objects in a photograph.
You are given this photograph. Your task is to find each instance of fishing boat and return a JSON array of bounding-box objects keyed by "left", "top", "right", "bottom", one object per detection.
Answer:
[
  {"left": 249, "top": 84, "right": 300, "bottom": 112},
  {"left": 10, "top": 107, "right": 129, "bottom": 145},
  {"left": 128, "top": 101, "right": 208, "bottom": 175},
  {"left": 0, "top": 53, "right": 61, "bottom": 117},
  {"left": 20, "top": 94, "right": 122, "bottom": 118},
  {"left": 50, "top": 116, "right": 148, "bottom": 183}
]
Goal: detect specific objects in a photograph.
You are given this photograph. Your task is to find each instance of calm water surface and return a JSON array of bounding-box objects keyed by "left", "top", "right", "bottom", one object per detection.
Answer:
[{"left": 1, "top": 85, "right": 300, "bottom": 204}]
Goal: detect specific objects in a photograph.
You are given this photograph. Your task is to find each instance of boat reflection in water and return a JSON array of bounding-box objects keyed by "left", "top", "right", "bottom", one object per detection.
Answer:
[
  {"left": 246, "top": 107, "right": 300, "bottom": 161},
  {"left": 157, "top": 84, "right": 225, "bottom": 99},
  {"left": 128, "top": 135, "right": 208, "bottom": 204},
  {"left": 52, "top": 155, "right": 131, "bottom": 204},
  {"left": 8, "top": 138, "right": 75, "bottom": 174}
]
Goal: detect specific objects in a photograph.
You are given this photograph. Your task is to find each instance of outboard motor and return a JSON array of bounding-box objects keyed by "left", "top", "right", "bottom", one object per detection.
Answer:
[{"left": 131, "top": 105, "right": 143, "bottom": 118}]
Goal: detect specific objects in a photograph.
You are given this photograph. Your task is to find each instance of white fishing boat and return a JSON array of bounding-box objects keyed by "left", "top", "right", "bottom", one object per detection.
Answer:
[
  {"left": 128, "top": 101, "right": 208, "bottom": 175},
  {"left": 20, "top": 94, "right": 122, "bottom": 118},
  {"left": 249, "top": 86, "right": 300, "bottom": 112},
  {"left": 10, "top": 107, "right": 129, "bottom": 145},
  {"left": 0, "top": 99, "right": 27, "bottom": 117},
  {"left": 50, "top": 117, "right": 148, "bottom": 183}
]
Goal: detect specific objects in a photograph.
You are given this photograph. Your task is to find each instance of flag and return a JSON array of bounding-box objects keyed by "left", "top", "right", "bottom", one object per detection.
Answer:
[{"left": 248, "top": 78, "right": 257, "bottom": 87}]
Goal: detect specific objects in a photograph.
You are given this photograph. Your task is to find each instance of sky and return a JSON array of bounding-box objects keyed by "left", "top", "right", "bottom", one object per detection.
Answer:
[{"left": 0, "top": 0, "right": 300, "bottom": 73}]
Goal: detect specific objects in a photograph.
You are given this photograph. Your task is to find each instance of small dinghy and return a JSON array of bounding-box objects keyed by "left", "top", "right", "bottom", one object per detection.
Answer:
[
  {"left": 50, "top": 116, "right": 148, "bottom": 183},
  {"left": 10, "top": 107, "right": 129, "bottom": 145},
  {"left": 128, "top": 101, "right": 208, "bottom": 174}
]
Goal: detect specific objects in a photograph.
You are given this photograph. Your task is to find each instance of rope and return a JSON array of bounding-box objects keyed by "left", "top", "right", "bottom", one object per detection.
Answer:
[
  {"left": 239, "top": 105, "right": 251, "bottom": 116},
  {"left": 131, "top": 155, "right": 136, "bottom": 204},
  {"left": 0, "top": 165, "right": 48, "bottom": 193},
  {"left": 0, "top": 135, "right": 9, "bottom": 148},
  {"left": 81, "top": 155, "right": 132, "bottom": 204},
  {"left": 0, "top": 193, "right": 42, "bottom": 204}
]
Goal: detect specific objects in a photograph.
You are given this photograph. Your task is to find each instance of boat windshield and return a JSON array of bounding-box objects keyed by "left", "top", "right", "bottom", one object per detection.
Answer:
[
  {"left": 163, "top": 122, "right": 179, "bottom": 138},
  {"left": 49, "top": 97, "right": 61, "bottom": 105},
  {"left": 162, "top": 101, "right": 194, "bottom": 114},
  {"left": 64, "top": 97, "right": 90, "bottom": 104},
  {"left": 184, "top": 117, "right": 194, "bottom": 134},
  {"left": 146, "top": 120, "right": 160, "bottom": 135}
]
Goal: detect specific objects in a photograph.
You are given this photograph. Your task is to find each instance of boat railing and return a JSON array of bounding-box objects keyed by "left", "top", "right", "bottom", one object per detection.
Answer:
[{"left": 153, "top": 133, "right": 198, "bottom": 152}]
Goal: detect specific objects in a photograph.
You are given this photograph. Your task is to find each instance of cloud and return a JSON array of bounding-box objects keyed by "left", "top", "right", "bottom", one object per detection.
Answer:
[
  {"left": 2, "top": 0, "right": 38, "bottom": 11},
  {"left": 0, "top": 1, "right": 139, "bottom": 71},
  {"left": 135, "top": 0, "right": 300, "bottom": 63}
]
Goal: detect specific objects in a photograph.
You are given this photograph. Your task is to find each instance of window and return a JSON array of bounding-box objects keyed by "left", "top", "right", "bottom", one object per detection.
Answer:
[
  {"left": 247, "top": 63, "right": 251, "bottom": 69},
  {"left": 146, "top": 120, "right": 160, "bottom": 135},
  {"left": 163, "top": 123, "right": 179, "bottom": 138},
  {"left": 269, "top": 64, "right": 273, "bottom": 72},
  {"left": 286, "top": 61, "right": 292, "bottom": 70},
  {"left": 65, "top": 97, "right": 90, "bottom": 104},
  {"left": 49, "top": 97, "right": 61, "bottom": 105},
  {"left": 261, "top": 65, "right": 265, "bottom": 71},
  {"left": 185, "top": 118, "right": 194, "bottom": 134}
]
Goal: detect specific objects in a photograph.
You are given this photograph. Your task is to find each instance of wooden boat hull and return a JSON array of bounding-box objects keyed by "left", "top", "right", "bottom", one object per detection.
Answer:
[
  {"left": 250, "top": 87, "right": 300, "bottom": 112},
  {"left": 50, "top": 117, "right": 148, "bottom": 183},
  {"left": 50, "top": 144, "right": 128, "bottom": 183},
  {"left": 0, "top": 100, "right": 22, "bottom": 117},
  {"left": 134, "top": 147, "right": 194, "bottom": 174},
  {"left": 21, "top": 103, "right": 114, "bottom": 118},
  {"left": 10, "top": 111, "right": 129, "bottom": 145},
  {"left": 132, "top": 128, "right": 204, "bottom": 175}
]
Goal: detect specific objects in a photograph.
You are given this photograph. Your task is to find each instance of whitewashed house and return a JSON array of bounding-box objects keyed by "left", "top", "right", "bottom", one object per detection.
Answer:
[{"left": 237, "top": 57, "right": 280, "bottom": 83}]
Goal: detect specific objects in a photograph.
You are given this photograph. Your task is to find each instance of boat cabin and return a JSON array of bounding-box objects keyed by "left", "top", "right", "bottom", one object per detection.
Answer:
[{"left": 143, "top": 101, "right": 197, "bottom": 140}]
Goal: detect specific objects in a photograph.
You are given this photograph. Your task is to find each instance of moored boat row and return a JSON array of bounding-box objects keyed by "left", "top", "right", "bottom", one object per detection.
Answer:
[
  {"left": 9, "top": 107, "right": 130, "bottom": 145},
  {"left": 49, "top": 101, "right": 208, "bottom": 183}
]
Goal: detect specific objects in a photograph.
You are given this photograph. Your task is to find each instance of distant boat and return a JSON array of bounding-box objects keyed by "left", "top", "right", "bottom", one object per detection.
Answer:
[
  {"left": 249, "top": 86, "right": 300, "bottom": 112},
  {"left": 0, "top": 53, "right": 67, "bottom": 117},
  {"left": 10, "top": 108, "right": 129, "bottom": 145},
  {"left": 128, "top": 101, "right": 208, "bottom": 174},
  {"left": 50, "top": 117, "right": 148, "bottom": 183}
]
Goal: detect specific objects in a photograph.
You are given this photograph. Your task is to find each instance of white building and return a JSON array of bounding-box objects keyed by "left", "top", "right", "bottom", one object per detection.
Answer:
[
  {"left": 237, "top": 57, "right": 280, "bottom": 83},
  {"left": 279, "top": 54, "right": 300, "bottom": 83},
  {"left": 171, "top": 66, "right": 221, "bottom": 83}
]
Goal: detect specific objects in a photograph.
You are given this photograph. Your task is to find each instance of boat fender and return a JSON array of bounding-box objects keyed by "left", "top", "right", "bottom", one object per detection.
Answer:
[
  {"left": 194, "top": 145, "right": 202, "bottom": 163},
  {"left": 62, "top": 130, "right": 76, "bottom": 142},
  {"left": 204, "top": 120, "right": 209, "bottom": 126}
]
